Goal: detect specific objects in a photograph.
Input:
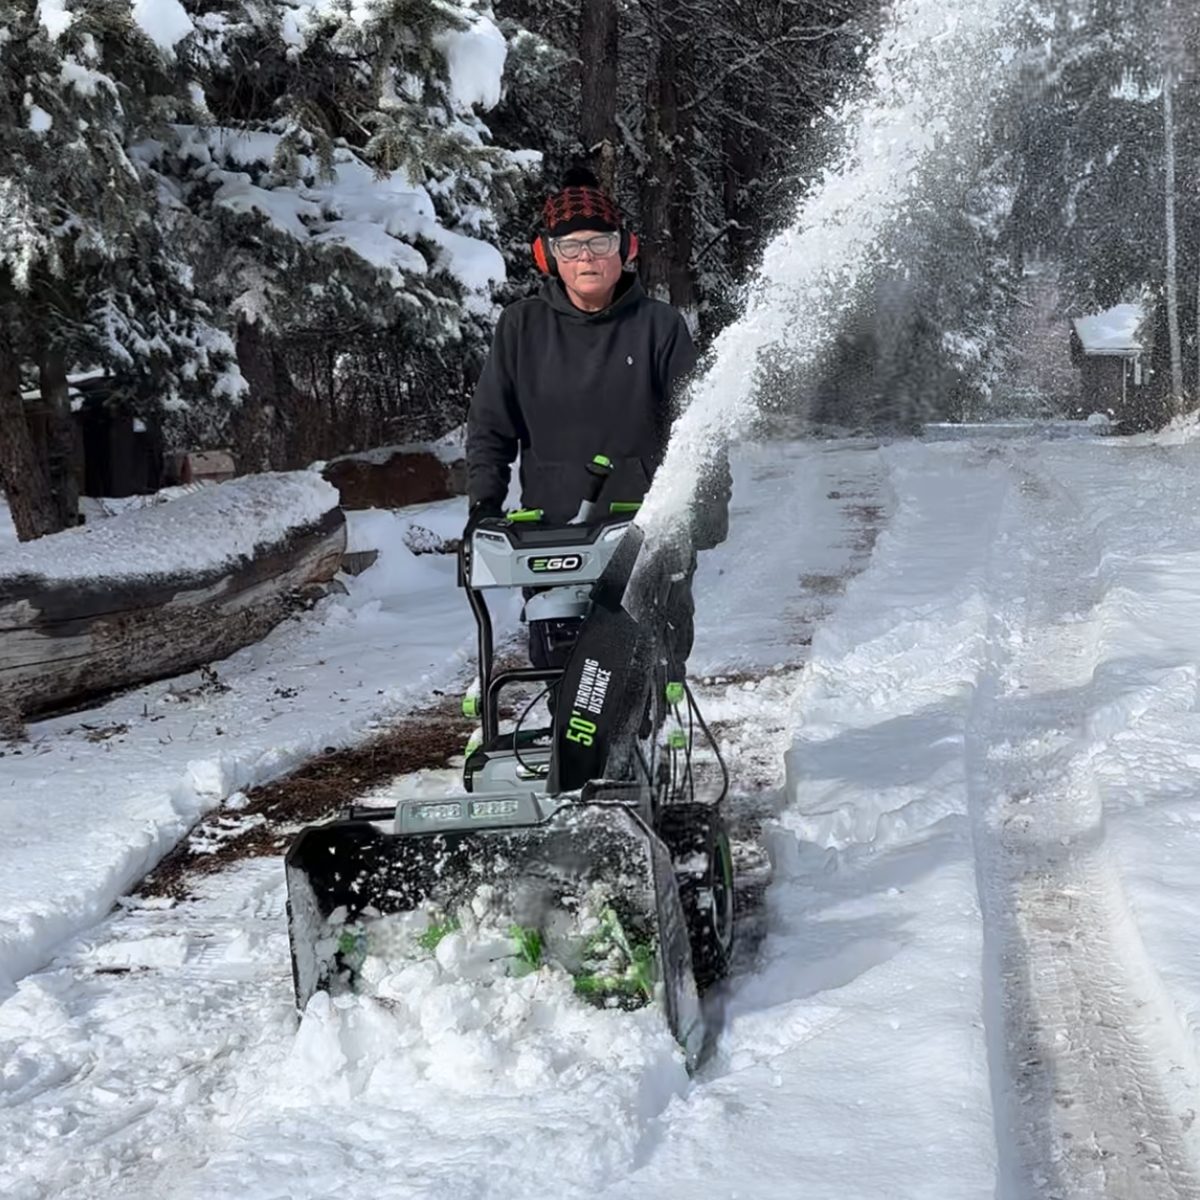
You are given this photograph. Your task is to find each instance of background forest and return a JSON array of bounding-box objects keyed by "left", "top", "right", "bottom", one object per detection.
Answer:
[{"left": 1, "top": 0, "right": 1198, "bottom": 540}]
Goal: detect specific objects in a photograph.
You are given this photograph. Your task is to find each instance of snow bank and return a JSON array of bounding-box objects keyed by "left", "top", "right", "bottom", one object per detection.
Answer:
[{"left": 0, "top": 471, "right": 337, "bottom": 586}]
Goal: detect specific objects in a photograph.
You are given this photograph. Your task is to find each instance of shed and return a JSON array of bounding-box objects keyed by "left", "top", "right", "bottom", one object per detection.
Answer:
[{"left": 1070, "top": 303, "right": 1146, "bottom": 424}]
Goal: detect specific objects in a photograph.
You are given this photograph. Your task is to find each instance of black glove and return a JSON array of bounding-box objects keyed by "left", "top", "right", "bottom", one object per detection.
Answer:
[{"left": 463, "top": 500, "right": 503, "bottom": 542}]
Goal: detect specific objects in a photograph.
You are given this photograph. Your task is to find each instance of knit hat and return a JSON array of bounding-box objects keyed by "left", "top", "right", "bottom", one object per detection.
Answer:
[{"left": 542, "top": 166, "right": 622, "bottom": 237}]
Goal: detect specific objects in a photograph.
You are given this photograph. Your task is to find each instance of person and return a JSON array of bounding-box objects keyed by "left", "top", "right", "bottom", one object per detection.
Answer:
[{"left": 466, "top": 166, "right": 727, "bottom": 667}]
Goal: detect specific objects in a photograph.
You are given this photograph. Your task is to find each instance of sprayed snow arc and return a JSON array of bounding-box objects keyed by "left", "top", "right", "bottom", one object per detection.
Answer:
[{"left": 640, "top": 0, "right": 1033, "bottom": 540}]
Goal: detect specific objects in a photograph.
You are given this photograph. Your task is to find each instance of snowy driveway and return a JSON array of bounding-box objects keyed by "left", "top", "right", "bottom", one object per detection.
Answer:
[{"left": 8, "top": 432, "right": 1200, "bottom": 1198}]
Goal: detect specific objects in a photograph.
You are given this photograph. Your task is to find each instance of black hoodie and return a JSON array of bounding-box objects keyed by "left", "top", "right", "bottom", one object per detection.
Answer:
[{"left": 467, "top": 274, "right": 699, "bottom": 524}]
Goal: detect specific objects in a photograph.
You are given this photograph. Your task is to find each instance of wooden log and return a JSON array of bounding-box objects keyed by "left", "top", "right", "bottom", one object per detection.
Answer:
[{"left": 0, "top": 507, "right": 346, "bottom": 721}]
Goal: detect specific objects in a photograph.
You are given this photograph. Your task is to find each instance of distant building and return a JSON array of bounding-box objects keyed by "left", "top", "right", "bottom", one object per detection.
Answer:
[{"left": 1070, "top": 303, "right": 1147, "bottom": 426}]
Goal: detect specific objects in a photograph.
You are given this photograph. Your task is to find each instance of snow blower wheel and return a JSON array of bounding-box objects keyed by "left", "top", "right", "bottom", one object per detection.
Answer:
[{"left": 657, "top": 803, "right": 735, "bottom": 990}]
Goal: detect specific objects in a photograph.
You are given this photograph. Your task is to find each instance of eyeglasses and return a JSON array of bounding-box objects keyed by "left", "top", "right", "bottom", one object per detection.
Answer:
[{"left": 551, "top": 233, "right": 620, "bottom": 261}]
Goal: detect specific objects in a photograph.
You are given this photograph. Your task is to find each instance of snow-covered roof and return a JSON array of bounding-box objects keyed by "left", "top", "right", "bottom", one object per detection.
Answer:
[{"left": 1073, "top": 303, "right": 1145, "bottom": 356}]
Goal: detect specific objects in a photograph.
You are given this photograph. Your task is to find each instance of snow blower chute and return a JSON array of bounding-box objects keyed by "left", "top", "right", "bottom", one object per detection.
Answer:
[{"left": 285, "top": 457, "right": 733, "bottom": 1066}]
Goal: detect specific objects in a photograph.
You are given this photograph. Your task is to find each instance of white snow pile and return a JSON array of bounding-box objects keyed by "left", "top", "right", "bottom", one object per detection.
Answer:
[
  {"left": 326, "top": 883, "right": 660, "bottom": 1010},
  {"left": 0, "top": 470, "right": 338, "bottom": 586},
  {"left": 436, "top": 11, "right": 508, "bottom": 112},
  {"left": 285, "top": 966, "right": 685, "bottom": 1125},
  {"left": 131, "top": 0, "right": 194, "bottom": 54}
]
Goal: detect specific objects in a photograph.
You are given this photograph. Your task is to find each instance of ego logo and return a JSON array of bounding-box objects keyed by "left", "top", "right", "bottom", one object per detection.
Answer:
[{"left": 528, "top": 554, "right": 583, "bottom": 574}]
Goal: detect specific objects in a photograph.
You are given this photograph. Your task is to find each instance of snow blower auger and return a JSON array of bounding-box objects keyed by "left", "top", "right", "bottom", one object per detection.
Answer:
[{"left": 285, "top": 456, "right": 733, "bottom": 1068}]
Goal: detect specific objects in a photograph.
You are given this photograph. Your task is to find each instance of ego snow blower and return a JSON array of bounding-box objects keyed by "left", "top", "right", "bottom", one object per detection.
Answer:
[{"left": 284, "top": 456, "right": 733, "bottom": 1067}]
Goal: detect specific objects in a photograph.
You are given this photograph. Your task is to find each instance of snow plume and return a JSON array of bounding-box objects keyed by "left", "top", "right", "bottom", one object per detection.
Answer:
[{"left": 638, "top": 0, "right": 1036, "bottom": 545}]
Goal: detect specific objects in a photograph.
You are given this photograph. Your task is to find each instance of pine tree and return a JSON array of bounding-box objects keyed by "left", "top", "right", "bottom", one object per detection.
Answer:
[
  {"left": 0, "top": 0, "right": 242, "bottom": 539},
  {"left": 161, "top": 0, "right": 532, "bottom": 465}
]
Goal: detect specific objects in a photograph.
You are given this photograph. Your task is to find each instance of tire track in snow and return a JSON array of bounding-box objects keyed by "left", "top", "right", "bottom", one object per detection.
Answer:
[{"left": 970, "top": 457, "right": 1200, "bottom": 1199}]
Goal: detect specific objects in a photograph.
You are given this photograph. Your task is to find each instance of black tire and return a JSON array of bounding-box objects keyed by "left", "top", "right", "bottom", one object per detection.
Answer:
[{"left": 656, "top": 803, "right": 735, "bottom": 991}]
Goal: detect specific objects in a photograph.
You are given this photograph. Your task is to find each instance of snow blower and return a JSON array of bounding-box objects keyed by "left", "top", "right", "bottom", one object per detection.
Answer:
[{"left": 284, "top": 456, "right": 733, "bottom": 1067}]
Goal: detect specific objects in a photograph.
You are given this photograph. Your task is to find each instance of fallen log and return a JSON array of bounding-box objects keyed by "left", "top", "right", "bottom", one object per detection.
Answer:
[{"left": 0, "top": 472, "right": 346, "bottom": 722}]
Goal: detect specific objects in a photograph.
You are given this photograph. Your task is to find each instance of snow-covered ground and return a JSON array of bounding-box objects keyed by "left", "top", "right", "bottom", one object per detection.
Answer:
[
  {"left": 0, "top": 500, "right": 494, "bottom": 998},
  {"left": 11, "top": 429, "right": 1200, "bottom": 1198}
]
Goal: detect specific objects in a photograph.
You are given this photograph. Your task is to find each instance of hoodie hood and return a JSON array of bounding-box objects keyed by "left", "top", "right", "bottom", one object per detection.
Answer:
[{"left": 538, "top": 272, "right": 644, "bottom": 323}]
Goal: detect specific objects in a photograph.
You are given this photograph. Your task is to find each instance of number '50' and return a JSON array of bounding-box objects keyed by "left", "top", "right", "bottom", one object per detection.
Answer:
[{"left": 566, "top": 714, "right": 597, "bottom": 746}]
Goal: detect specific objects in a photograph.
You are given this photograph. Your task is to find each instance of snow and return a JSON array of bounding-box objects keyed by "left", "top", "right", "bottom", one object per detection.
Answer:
[
  {"left": 1073, "top": 301, "right": 1145, "bottom": 355},
  {"left": 0, "top": 498, "right": 17, "bottom": 545},
  {"left": 170, "top": 129, "right": 504, "bottom": 299},
  {"left": 325, "top": 428, "right": 465, "bottom": 472},
  {"left": 36, "top": 0, "right": 73, "bottom": 40},
  {"left": 12, "top": 432, "right": 1200, "bottom": 1194},
  {"left": 436, "top": 12, "right": 508, "bottom": 112},
  {"left": 26, "top": 105, "right": 52, "bottom": 133},
  {"left": 59, "top": 57, "right": 118, "bottom": 97},
  {"left": 131, "top": 0, "right": 194, "bottom": 53},
  {"left": 0, "top": 471, "right": 336, "bottom": 586},
  {"left": 0, "top": 499, "right": 478, "bottom": 1001}
]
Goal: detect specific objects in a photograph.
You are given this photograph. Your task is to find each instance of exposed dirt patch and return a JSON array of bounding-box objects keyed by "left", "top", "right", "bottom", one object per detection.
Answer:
[
  {"left": 140, "top": 694, "right": 473, "bottom": 900},
  {"left": 799, "top": 572, "right": 846, "bottom": 597}
]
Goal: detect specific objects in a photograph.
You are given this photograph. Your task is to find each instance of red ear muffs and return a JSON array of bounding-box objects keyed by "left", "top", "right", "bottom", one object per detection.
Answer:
[{"left": 531, "top": 233, "right": 555, "bottom": 275}]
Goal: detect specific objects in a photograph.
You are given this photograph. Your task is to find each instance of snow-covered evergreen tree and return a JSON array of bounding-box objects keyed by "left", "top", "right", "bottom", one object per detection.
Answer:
[
  {"left": 0, "top": 0, "right": 241, "bottom": 537},
  {"left": 158, "top": 0, "right": 534, "bottom": 464}
]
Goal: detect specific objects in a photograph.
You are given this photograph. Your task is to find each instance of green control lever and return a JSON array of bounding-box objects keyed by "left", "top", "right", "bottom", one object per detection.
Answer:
[{"left": 570, "top": 454, "right": 614, "bottom": 525}]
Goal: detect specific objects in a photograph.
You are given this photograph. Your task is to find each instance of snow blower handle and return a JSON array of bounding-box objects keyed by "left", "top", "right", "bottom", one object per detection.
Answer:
[{"left": 570, "top": 455, "right": 614, "bottom": 525}]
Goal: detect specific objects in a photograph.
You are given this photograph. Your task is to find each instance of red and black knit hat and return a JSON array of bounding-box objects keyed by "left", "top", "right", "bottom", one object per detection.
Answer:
[{"left": 543, "top": 166, "right": 622, "bottom": 236}]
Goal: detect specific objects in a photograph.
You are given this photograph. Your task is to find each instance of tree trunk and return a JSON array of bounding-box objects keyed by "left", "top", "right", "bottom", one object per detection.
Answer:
[
  {"left": 1164, "top": 66, "right": 1185, "bottom": 412},
  {"left": 39, "top": 349, "right": 79, "bottom": 530},
  {"left": 0, "top": 339, "right": 58, "bottom": 542},
  {"left": 722, "top": 77, "right": 764, "bottom": 284},
  {"left": 234, "top": 319, "right": 291, "bottom": 471},
  {"left": 641, "top": 1, "right": 696, "bottom": 315},
  {"left": 579, "top": 0, "right": 619, "bottom": 195}
]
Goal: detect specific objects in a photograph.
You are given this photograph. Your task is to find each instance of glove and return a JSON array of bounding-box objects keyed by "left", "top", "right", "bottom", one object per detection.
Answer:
[{"left": 463, "top": 500, "right": 503, "bottom": 542}]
